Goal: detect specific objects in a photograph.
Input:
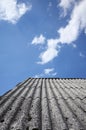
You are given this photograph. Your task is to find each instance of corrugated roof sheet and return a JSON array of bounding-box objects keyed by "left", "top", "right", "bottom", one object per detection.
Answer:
[{"left": 0, "top": 78, "right": 86, "bottom": 130}]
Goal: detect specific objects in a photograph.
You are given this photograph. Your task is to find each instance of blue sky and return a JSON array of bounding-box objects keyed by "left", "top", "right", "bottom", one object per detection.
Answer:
[{"left": 0, "top": 0, "right": 86, "bottom": 95}]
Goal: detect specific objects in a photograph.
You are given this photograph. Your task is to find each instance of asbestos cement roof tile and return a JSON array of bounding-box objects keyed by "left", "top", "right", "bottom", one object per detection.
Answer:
[{"left": 0, "top": 78, "right": 86, "bottom": 130}]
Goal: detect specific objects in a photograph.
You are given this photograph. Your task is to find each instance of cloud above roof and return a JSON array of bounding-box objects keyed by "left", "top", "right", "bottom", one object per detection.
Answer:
[
  {"left": 59, "top": 0, "right": 75, "bottom": 16},
  {"left": 79, "top": 52, "right": 85, "bottom": 58},
  {"left": 34, "top": 68, "right": 57, "bottom": 78},
  {"left": 58, "top": 0, "right": 86, "bottom": 44},
  {"left": 35, "top": 0, "right": 86, "bottom": 64},
  {"left": 0, "top": 0, "right": 32, "bottom": 24},
  {"left": 32, "top": 34, "right": 46, "bottom": 45},
  {"left": 37, "top": 39, "right": 60, "bottom": 64},
  {"left": 44, "top": 68, "right": 54, "bottom": 75}
]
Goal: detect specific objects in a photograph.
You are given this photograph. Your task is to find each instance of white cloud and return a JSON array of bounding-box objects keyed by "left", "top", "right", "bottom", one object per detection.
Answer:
[
  {"left": 32, "top": 34, "right": 46, "bottom": 45},
  {"left": 34, "top": 68, "right": 57, "bottom": 77},
  {"left": 52, "top": 72, "right": 57, "bottom": 76},
  {"left": 38, "top": 48, "right": 58, "bottom": 64},
  {"left": 44, "top": 68, "right": 54, "bottom": 75},
  {"left": 0, "top": 0, "right": 32, "bottom": 24},
  {"left": 32, "top": 0, "right": 86, "bottom": 65},
  {"left": 34, "top": 74, "right": 44, "bottom": 78},
  {"left": 37, "top": 0, "right": 86, "bottom": 64},
  {"left": 58, "top": 0, "right": 86, "bottom": 44},
  {"left": 59, "top": 0, "right": 75, "bottom": 16},
  {"left": 37, "top": 39, "right": 59, "bottom": 64},
  {"left": 44, "top": 68, "right": 57, "bottom": 76}
]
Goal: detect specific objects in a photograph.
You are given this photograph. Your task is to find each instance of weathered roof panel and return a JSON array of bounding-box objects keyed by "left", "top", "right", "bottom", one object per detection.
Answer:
[{"left": 0, "top": 78, "right": 86, "bottom": 130}]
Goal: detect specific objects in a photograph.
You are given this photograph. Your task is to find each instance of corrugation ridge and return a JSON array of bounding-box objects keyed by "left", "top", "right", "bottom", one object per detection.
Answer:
[
  {"left": 0, "top": 89, "right": 12, "bottom": 99},
  {"left": 58, "top": 78, "right": 84, "bottom": 119},
  {"left": 66, "top": 98, "right": 86, "bottom": 129},
  {"left": 0, "top": 78, "right": 29, "bottom": 98},
  {"left": 0, "top": 78, "right": 86, "bottom": 130},
  {"left": 40, "top": 79, "right": 43, "bottom": 130},
  {"left": 0, "top": 78, "right": 35, "bottom": 120},
  {"left": 60, "top": 80, "right": 79, "bottom": 97},
  {"left": 0, "top": 78, "right": 36, "bottom": 130},
  {"left": 65, "top": 80, "right": 86, "bottom": 99},
  {"left": 65, "top": 79, "right": 86, "bottom": 99},
  {"left": 0, "top": 86, "right": 25, "bottom": 119},
  {"left": 53, "top": 79, "right": 84, "bottom": 130},
  {"left": 46, "top": 79, "right": 66, "bottom": 130},
  {"left": 60, "top": 80, "right": 78, "bottom": 99},
  {"left": 0, "top": 78, "right": 32, "bottom": 106},
  {"left": 9, "top": 78, "right": 39, "bottom": 130},
  {"left": 41, "top": 79, "right": 52, "bottom": 130},
  {"left": 55, "top": 79, "right": 86, "bottom": 129},
  {"left": 60, "top": 80, "right": 86, "bottom": 112},
  {"left": 28, "top": 78, "right": 42, "bottom": 130},
  {"left": 45, "top": 79, "right": 53, "bottom": 130},
  {"left": 72, "top": 80, "right": 86, "bottom": 96},
  {"left": 49, "top": 79, "right": 69, "bottom": 130},
  {"left": 49, "top": 79, "right": 68, "bottom": 130},
  {"left": 0, "top": 90, "right": 28, "bottom": 130},
  {"left": 0, "top": 86, "right": 21, "bottom": 106},
  {"left": 31, "top": 78, "right": 86, "bottom": 80}
]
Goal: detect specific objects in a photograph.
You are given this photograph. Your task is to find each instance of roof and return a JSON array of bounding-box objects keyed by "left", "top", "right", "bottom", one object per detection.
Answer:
[{"left": 0, "top": 78, "right": 86, "bottom": 130}]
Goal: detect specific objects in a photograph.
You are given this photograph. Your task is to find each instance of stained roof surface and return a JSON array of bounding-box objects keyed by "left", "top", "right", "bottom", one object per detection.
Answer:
[{"left": 0, "top": 78, "right": 86, "bottom": 130}]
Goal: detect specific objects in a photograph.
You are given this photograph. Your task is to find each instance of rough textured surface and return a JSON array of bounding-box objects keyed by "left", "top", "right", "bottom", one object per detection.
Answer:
[{"left": 0, "top": 78, "right": 86, "bottom": 130}]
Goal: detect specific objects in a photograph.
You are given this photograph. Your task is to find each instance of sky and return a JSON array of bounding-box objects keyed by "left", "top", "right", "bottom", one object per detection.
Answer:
[{"left": 0, "top": 0, "right": 86, "bottom": 95}]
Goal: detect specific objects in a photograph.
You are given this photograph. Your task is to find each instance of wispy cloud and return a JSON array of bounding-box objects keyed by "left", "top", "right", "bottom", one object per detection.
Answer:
[
  {"left": 34, "top": 68, "right": 57, "bottom": 78},
  {"left": 34, "top": 74, "right": 44, "bottom": 78},
  {"left": 52, "top": 72, "right": 57, "bottom": 76},
  {"left": 44, "top": 68, "right": 54, "bottom": 75},
  {"left": 79, "top": 52, "right": 85, "bottom": 58},
  {"left": 0, "top": 0, "right": 32, "bottom": 24},
  {"left": 48, "top": 2, "right": 52, "bottom": 7},
  {"left": 32, "top": 34, "right": 46, "bottom": 45},
  {"left": 47, "top": 1, "right": 52, "bottom": 11},
  {"left": 85, "top": 28, "right": 86, "bottom": 34},
  {"left": 44, "top": 68, "right": 57, "bottom": 76},
  {"left": 72, "top": 44, "right": 77, "bottom": 48}
]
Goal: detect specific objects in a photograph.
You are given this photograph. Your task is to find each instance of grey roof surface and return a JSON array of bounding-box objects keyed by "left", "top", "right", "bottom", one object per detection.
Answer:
[{"left": 0, "top": 78, "right": 86, "bottom": 130}]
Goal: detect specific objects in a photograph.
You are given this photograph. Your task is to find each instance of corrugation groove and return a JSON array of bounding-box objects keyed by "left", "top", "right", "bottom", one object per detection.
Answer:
[
  {"left": 0, "top": 78, "right": 36, "bottom": 130},
  {"left": 0, "top": 78, "right": 34, "bottom": 121},
  {"left": 0, "top": 78, "right": 86, "bottom": 130},
  {"left": 63, "top": 80, "right": 86, "bottom": 99},
  {"left": 60, "top": 80, "right": 86, "bottom": 112},
  {"left": 9, "top": 78, "right": 39, "bottom": 130},
  {"left": 0, "top": 78, "right": 32, "bottom": 106},
  {"left": 28, "top": 78, "right": 42, "bottom": 130},
  {"left": 41, "top": 79, "right": 52, "bottom": 130},
  {"left": 49, "top": 79, "right": 69, "bottom": 130},
  {"left": 46, "top": 79, "right": 66, "bottom": 130},
  {"left": 55, "top": 79, "right": 86, "bottom": 129},
  {"left": 53, "top": 79, "right": 84, "bottom": 130}
]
